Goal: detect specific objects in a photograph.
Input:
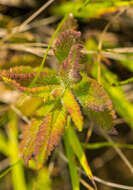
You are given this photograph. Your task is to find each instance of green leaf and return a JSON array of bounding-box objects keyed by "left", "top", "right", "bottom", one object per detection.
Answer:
[
  {"left": 34, "top": 108, "right": 67, "bottom": 167},
  {"left": 60, "top": 44, "right": 82, "bottom": 83},
  {"left": 35, "top": 102, "right": 56, "bottom": 117},
  {"left": 53, "top": 1, "right": 132, "bottom": 19},
  {"left": 54, "top": 30, "right": 81, "bottom": 63},
  {"left": 0, "top": 74, "right": 60, "bottom": 100},
  {"left": 46, "top": 107, "right": 67, "bottom": 157},
  {"left": 63, "top": 88, "right": 83, "bottom": 131},
  {"left": 20, "top": 108, "right": 67, "bottom": 167},
  {"left": 64, "top": 130, "right": 80, "bottom": 190},
  {"left": 66, "top": 120, "right": 95, "bottom": 188},
  {"left": 32, "top": 113, "right": 52, "bottom": 167},
  {"left": 91, "top": 63, "right": 133, "bottom": 129},
  {"left": 19, "top": 118, "right": 42, "bottom": 165},
  {"left": 72, "top": 73, "right": 116, "bottom": 130},
  {"left": 1, "top": 67, "right": 60, "bottom": 86},
  {"left": 35, "top": 168, "right": 51, "bottom": 190}
]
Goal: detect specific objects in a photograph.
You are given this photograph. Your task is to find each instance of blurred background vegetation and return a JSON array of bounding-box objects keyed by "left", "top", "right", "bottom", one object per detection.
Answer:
[{"left": 0, "top": 0, "right": 133, "bottom": 190}]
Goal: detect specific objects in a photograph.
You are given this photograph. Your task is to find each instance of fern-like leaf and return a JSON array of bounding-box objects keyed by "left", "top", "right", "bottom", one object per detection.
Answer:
[
  {"left": 62, "top": 88, "right": 83, "bottom": 131},
  {"left": 72, "top": 73, "right": 116, "bottom": 130},
  {"left": 19, "top": 119, "right": 42, "bottom": 165},
  {"left": 1, "top": 66, "right": 60, "bottom": 86},
  {"left": 34, "top": 109, "right": 67, "bottom": 167},
  {"left": 54, "top": 30, "right": 81, "bottom": 63},
  {"left": 54, "top": 15, "right": 80, "bottom": 63},
  {"left": 0, "top": 75, "right": 60, "bottom": 99},
  {"left": 20, "top": 109, "right": 67, "bottom": 167},
  {"left": 60, "top": 44, "right": 82, "bottom": 84},
  {"left": 33, "top": 113, "right": 52, "bottom": 167},
  {"left": 47, "top": 108, "right": 67, "bottom": 156}
]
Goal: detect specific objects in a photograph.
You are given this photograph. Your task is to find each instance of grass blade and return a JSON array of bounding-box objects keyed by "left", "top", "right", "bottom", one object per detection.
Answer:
[
  {"left": 83, "top": 142, "right": 133, "bottom": 149},
  {"left": 66, "top": 118, "right": 97, "bottom": 189},
  {"left": 64, "top": 130, "right": 80, "bottom": 190},
  {"left": 8, "top": 110, "right": 27, "bottom": 190}
]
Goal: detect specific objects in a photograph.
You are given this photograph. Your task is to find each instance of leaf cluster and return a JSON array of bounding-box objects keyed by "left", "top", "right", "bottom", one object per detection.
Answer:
[{"left": 0, "top": 15, "right": 116, "bottom": 168}]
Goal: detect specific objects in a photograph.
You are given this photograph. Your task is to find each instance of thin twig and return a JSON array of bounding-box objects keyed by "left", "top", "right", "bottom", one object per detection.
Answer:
[
  {"left": 112, "top": 77, "right": 133, "bottom": 86},
  {"left": 20, "top": 16, "right": 58, "bottom": 32},
  {"left": 94, "top": 176, "right": 133, "bottom": 190},
  {"left": 98, "top": 7, "right": 128, "bottom": 51},
  {"left": 96, "top": 7, "right": 128, "bottom": 84},
  {"left": 107, "top": 47, "right": 133, "bottom": 53},
  {"left": 59, "top": 152, "right": 133, "bottom": 190},
  {"left": 0, "top": 160, "right": 21, "bottom": 179},
  {"left": 0, "top": 0, "right": 55, "bottom": 44},
  {"left": 30, "top": 15, "right": 68, "bottom": 87},
  {"left": 81, "top": 49, "right": 128, "bottom": 61},
  {"left": 99, "top": 127, "right": 133, "bottom": 174},
  {"left": 85, "top": 121, "right": 93, "bottom": 143},
  {"left": 17, "top": 0, "right": 55, "bottom": 32},
  {"left": 17, "top": 43, "right": 49, "bottom": 47},
  {"left": 80, "top": 178, "right": 95, "bottom": 190},
  {"left": 32, "top": 181, "right": 37, "bottom": 190},
  {"left": 6, "top": 44, "right": 53, "bottom": 57}
]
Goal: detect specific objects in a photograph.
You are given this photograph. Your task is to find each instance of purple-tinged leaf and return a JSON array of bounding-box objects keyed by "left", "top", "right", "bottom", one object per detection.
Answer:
[
  {"left": 72, "top": 73, "right": 116, "bottom": 130},
  {"left": 19, "top": 119, "right": 42, "bottom": 166},
  {"left": 54, "top": 30, "right": 81, "bottom": 63}
]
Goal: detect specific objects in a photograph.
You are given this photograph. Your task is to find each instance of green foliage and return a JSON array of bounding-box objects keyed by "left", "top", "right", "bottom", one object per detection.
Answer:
[
  {"left": 72, "top": 73, "right": 116, "bottom": 130},
  {"left": 1, "top": 1, "right": 133, "bottom": 190},
  {"left": 8, "top": 111, "right": 27, "bottom": 190},
  {"left": 35, "top": 168, "right": 51, "bottom": 190},
  {"left": 91, "top": 63, "right": 133, "bottom": 128},
  {"left": 0, "top": 16, "right": 116, "bottom": 168},
  {"left": 63, "top": 89, "right": 83, "bottom": 131},
  {"left": 52, "top": 0, "right": 133, "bottom": 19},
  {"left": 19, "top": 118, "right": 42, "bottom": 166},
  {"left": 20, "top": 108, "right": 67, "bottom": 167},
  {"left": 64, "top": 125, "right": 80, "bottom": 190},
  {"left": 54, "top": 30, "right": 81, "bottom": 63},
  {"left": 65, "top": 120, "right": 95, "bottom": 187}
]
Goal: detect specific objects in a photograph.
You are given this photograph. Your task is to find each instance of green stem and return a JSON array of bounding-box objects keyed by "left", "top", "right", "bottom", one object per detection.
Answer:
[
  {"left": 18, "top": 15, "right": 68, "bottom": 105},
  {"left": 112, "top": 77, "right": 133, "bottom": 86},
  {"left": 64, "top": 118, "right": 80, "bottom": 190},
  {"left": 8, "top": 110, "right": 27, "bottom": 190},
  {"left": 83, "top": 142, "right": 133, "bottom": 149},
  {"left": 30, "top": 14, "right": 68, "bottom": 87}
]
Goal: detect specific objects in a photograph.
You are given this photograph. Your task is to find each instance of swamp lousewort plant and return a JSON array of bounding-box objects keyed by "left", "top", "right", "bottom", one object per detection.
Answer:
[{"left": 0, "top": 16, "right": 116, "bottom": 168}]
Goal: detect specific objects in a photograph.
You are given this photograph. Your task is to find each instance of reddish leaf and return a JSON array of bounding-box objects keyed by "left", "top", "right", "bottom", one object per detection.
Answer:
[
  {"left": 72, "top": 73, "right": 116, "bottom": 130},
  {"left": 19, "top": 119, "right": 42, "bottom": 165},
  {"left": 20, "top": 109, "right": 67, "bottom": 167}
]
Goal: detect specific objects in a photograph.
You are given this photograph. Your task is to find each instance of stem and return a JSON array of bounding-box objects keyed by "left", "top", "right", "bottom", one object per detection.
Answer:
[
  {"left": 8, "top": 110, "right": 27, "bottom": 190},
  {"left": 113, "top": 77, "right": 133, "bottom": 86}
]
